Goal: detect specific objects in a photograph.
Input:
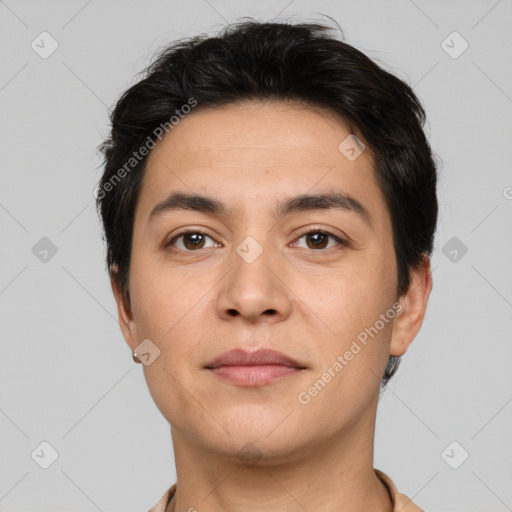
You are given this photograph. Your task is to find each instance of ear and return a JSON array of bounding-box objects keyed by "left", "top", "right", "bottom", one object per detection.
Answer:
[
  {"left": 389, "top": 256, "right": 433, "bottom": 356},
  {"left": 110, "top": 266, "right": 138, "bottom": 352}
]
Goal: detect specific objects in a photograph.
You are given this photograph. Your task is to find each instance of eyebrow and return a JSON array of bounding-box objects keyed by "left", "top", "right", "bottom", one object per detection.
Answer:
[{"left": 149, "top": 191, "right": 372, "bottom": 225}]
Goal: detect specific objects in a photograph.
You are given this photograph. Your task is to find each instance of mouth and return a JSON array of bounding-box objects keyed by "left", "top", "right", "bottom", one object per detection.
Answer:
[{"left": 205, "top": 348, "right": 307, "bottom": 387}]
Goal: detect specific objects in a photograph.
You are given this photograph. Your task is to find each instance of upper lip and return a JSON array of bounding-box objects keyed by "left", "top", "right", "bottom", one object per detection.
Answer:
[{"left": 205, "top": 348, "right": 305, "bottom": 369}]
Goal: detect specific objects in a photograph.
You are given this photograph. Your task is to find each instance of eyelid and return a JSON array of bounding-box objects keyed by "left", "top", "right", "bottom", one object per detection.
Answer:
[{"left": 293, "top": 224, "right": 350, "bottom": 242}]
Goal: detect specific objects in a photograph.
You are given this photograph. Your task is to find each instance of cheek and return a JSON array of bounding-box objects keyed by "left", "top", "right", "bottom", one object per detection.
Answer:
[
  {"left": 130, "top": 261, "right": 210, "bottom": 427},
  {"left": 128, "top": 255, "right": 216, "bottom": 407},
  {"left": 295, "top": 294, "right": 395, "bottom": 428},
  {"left": 300, "top": 253, "right": 395, "bottom": 332},
  {"left": 129, "top": 252, "right": 202, "bottom": 339},
  {"left": 297, "top": 249, "right": 397, "bottom": 378}
]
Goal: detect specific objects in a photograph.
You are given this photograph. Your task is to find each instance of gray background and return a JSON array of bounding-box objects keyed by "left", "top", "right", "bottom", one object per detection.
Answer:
[{"left": 1, "top": 1, "right": 511, "bottom": 511}]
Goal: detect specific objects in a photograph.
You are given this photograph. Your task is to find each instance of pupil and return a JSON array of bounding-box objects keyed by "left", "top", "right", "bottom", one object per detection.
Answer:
[
  {"left": 186, "top": 233, "right": 203, "bottom": 249},
  {"left": 309, "top": 232, "right": 327, "bottom": 248}
]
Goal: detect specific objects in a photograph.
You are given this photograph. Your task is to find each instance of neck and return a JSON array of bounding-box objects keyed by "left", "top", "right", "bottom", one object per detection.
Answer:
[{"left": 166, "top": 406, "right": 393, "bottom": 512}]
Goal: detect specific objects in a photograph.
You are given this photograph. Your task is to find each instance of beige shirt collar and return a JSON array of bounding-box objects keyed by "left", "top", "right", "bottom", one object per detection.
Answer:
[{"left": 148, "top": 469, "right": 423, "bottom": 512}]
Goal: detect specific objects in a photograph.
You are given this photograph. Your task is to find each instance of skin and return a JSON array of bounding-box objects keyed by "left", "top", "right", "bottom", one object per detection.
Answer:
[{"left": 111, "top": 100, "right": 432, "bottom": 512}]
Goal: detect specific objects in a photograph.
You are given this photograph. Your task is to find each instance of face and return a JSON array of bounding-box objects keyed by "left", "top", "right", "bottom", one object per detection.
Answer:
[{"left": 114, "top": 100, "right": 425, "bottom": 463}]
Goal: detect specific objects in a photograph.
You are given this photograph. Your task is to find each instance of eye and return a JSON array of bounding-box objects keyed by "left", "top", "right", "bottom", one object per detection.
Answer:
[
  {"left": 292, "top": 230, "right": 347, "bottom": 250},
  {"left": 166, "top": 228, "right": 348, "bottom": 253},
  {"left": 167, "top": 231, "right": 219, "bottom": 251}
]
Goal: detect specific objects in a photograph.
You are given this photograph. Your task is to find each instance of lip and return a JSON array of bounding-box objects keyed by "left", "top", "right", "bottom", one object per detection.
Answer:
[{"left": 205, "top": 348, "right": 306, "bottom": 387}]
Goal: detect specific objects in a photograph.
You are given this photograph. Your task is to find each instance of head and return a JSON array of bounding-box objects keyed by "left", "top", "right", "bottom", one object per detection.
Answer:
[{"left": 97, "top": 21, "right": 437, "bottom": 461}]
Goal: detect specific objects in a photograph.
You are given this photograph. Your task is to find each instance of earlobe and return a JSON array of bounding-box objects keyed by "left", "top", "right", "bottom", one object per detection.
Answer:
[
  {"left": 110, "top": 267, "right": 138, "bottom": 351},
  {"left": 389, "top": 256, "right": 433, "bottom": 357}
]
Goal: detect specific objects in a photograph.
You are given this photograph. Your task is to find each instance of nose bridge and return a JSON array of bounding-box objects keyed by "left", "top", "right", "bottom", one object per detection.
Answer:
[
  {"left": 232, "top": 232, "right": 277, "bottom": 299},
  {"left": 217, "top": 231, "right": 292, "bottom": 321}
]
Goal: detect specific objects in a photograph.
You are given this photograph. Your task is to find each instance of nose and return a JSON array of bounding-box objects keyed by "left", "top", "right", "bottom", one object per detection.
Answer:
[{"left": 216, "top": 239, "right": 293, "bottom": 324}]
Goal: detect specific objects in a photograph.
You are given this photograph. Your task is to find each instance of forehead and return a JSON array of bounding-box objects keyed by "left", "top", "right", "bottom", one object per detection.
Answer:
[
  {"left": 147, "top": 100, "right": 363, "bottom": 169},
  {"left": 136, "top": 100, "right": 388, "bottom": 225}
]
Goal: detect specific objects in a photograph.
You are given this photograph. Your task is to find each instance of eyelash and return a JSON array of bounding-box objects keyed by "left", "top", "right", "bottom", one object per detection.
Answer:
[{"left": 165, "top": 227, "right": 348, "bottom": 253}]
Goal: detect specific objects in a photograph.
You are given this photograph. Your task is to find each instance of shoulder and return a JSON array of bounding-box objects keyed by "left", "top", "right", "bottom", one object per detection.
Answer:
[
  {"left": 147, "top": 483, "right": 176, "bottom": 512},
  {"left": 375, "top": 469, "right": 424, "bottom": 512}
]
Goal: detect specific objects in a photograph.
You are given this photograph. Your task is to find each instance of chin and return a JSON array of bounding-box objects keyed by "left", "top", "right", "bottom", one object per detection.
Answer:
[
  {"left": 212, "top": 411, "right": 308, "bottom": 459},
  {"left": 216, "top": 433, "right": 307, "bottom": 467}
]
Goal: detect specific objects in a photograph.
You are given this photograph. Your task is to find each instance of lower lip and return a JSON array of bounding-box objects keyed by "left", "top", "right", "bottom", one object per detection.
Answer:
[{"left": 208, "top": 364, "right": 302, "bottom": 386}]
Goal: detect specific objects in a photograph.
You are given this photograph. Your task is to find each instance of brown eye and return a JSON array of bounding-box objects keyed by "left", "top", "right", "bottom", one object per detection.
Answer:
[
  {"left": 294, "top": 230, "right": 346, "bottom": 250},
  {"left": 305, "top": 232, "right": 329, "bottom": 249},
  {"left": 168, "top": 232, "right": 216, "bottom": 251}
]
